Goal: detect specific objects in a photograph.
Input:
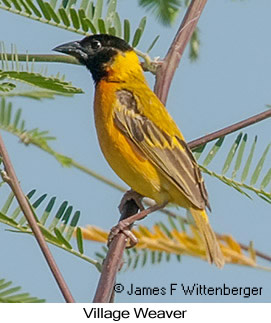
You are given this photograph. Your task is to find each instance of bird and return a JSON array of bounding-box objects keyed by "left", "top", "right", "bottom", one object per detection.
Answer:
[{"left": 53, "top": 34, "right": 224, "bottom": 268}]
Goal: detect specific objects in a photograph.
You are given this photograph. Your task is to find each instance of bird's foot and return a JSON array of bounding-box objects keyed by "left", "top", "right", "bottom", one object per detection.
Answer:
[
  {"left": 108, "top": 219, "right": 138, "bottom": 248},
  {"left": 118, "top": 189, "right": 144, "bottom": 213},
  {"left": 108, "top": 201, "right": 168, "bottom": 248}
]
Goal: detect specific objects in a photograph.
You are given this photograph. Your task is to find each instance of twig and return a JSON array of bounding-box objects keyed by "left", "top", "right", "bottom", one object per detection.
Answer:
[
  {"left": 92, "top": 0, "right": 207, "bottom": 303},
  {"left": 5, "top": 53, "right": 80, "bottom": 65},
  {"left": 188, "top": 109, "right": 271, "bottom": 149},
  {"left": 154, "top": 0, "right": 208, "bottom": 105},
  {"left": 0, "top": 132, "right": 74, "bottom": 303}
]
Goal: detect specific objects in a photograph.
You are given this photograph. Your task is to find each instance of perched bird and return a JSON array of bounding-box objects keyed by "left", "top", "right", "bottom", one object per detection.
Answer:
[{"left": 54, "top": 34, "right": 224, "bottom": 268}]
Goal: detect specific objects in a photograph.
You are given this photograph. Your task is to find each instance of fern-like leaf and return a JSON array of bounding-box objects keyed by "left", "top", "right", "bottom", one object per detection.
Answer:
[
  {"left": 0, "top": 278, "right": 45, "bottom": 303},
  {"left": 0, "top": 43, "right": 83, "bottom": 99},
  {"left": 0, "top": 0, "right": 157, "bottom": 50},
  {"left": 194, "top": 132, "right": 271, "bottom": 204},
  {"left": 81, "top": 217, "right": 269, "bottom": 270},
  {"left": 0, "top": 186, "right": 101, "bottom": 270}
]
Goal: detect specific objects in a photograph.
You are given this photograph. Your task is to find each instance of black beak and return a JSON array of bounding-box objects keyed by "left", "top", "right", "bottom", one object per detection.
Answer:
[{"left": 53, "top": 40, "right": 88, "bottom": 62}]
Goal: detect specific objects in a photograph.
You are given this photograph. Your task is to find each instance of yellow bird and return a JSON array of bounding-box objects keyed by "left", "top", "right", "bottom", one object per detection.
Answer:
[{"left": 54, "top": 34, "right": 224, "bottom": 268}]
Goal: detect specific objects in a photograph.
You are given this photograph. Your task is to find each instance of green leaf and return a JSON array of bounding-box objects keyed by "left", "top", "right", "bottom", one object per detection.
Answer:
[
  {"left": 40, "top": 196, "right": 56, "bottom": 225},
  {"left": 0, "top": 82, "right": 16, "bottom": 92},
  {"left": 260, "top": 168, "right": 271, "bottom": 190},
  {"left": 36, "top": 0, "right": 51, "bottom": 20},
  {"left": 146, "top": 35, "right": 160, "bottom": 53},
  {"left": 0, "top": 278, "right": 45, "bottom": 303},
  {"left": 221, "top": 133, "right": 243, "bottom": 175},
  {"left": 48, "top": 201, "right": 68, "bottom": 230},
  {"left": 202, "top": 137, "right": 224, "bottom": 167},
  {"left": 108, "top": 26, "right": 116, "bottom": 36},
  {"left": 192, "top": 143, "right": 206, "bottom": 161},
  {"left": 167, "top": 215, "right": 177, "bottom": 231},
  {"left": 70, "top": 8, "right": 80, "bottom": 29},
  {"left": 123, "top": 19, "right": 130, "bottom": 43},
  {"left": 0, "top": 71, "right": 83, "bottom": 94},
  {"left": 232, "top": 134, "right": 247, "bottom": 179},
  {"left": 78, "top": 9, "right": 88, "bottom": 32},
  {"left": 105, "top": 0, "right": 117, "bottom": 28},
  {"left": 1, "top": 192, "right": 14, "bottom": 214},
  {"left": 138, "top": 0, "right": 181, "bottom": 25},
  {"left": 44, "top": 2, "right": 60, "bottom": 23},
  {"left": 10, "top": 0, "right": 21, "bottom": 11},
  {"left": 138, "top": 16, "right": 147, "bottom": 33},
  {"left": 98, "top": 18, "right": 106, "bottom": 34},
  {"left": 1, "top": 0, "right": 11, "bottom": 8},
  {"left": 158, "top": 221, "right": 172, "bottom": 238},
  {"left": 86, "top": 1, "right": 95, "bottom": 20},
  {"left": 189, "top": 28, "right": 200, "bottom": 61},
  {"left": 85, "top": 18, "right": 97, "bottom": 33},
  {"left": 113, "top": 12, "right": 121, "bottom": 37},
  {"left": 58, "top": 7, "right": 71, "bottom": 27},
  {"left": 76, "top": 227, "right": 84, "bottom": 254},
  {"left": 93, "top": 0, "right": 103, "bottom": 27},
  {"left": 0, "top": 187, "right": 99, "bottom": 268},
  {"left": 250, "top": 143, "right": 271, "bottom": 186},
  {"left": 80, "top": 0, "right": 89, "bottom": 10},
  {"left": 19, "top": 0, "right": 32, "bottom": 15},
  {"left": 25, "top": 0, "right": 42, "bottom": 17},
  {"left": 241, "top": 136, "right": 257, "bottom": 183},
  {"left": 32, "top": 193, "right": 47, "bottom": 209},
  {"left": 132, "top": 28, "right": 142, "bottom": 48},
  {"left": 49, "top": 0, "right": 57, "bottom": 9},
  {"left": 70, "top": 210, "right": 80, "bottom": 227},
  {"left": 54, "top": 228, "right": 72, "bottom": 249}
]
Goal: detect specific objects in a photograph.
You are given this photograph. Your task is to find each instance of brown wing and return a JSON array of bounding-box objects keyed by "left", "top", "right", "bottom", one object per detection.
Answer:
[{"left": 114, "top": 89, "right": 210, "bottom": 210}]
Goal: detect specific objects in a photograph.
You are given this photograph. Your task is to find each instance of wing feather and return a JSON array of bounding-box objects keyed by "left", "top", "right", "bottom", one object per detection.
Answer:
[{"left": 114, "top": 89, "right": 210, "bottom": 210}]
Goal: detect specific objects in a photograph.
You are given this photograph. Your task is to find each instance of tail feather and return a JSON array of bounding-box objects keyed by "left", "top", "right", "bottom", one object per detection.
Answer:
[{"left": 189, "top": 208, "right": 224, "bottom": 268}]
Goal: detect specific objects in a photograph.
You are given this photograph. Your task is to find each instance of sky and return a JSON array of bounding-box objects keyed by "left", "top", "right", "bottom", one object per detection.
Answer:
[{"left": 0, "top": 0, "right": 271, "bottom": 303}]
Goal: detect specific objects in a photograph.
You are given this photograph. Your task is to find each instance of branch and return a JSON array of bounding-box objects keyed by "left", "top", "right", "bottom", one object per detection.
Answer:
[
  {"left": 154, "top": 0, "right": 208, "bottom": 104},
  {"left": 93, "top": 200, "right": 139, "bottom": 303},
  {"left": 4, "top": 53, "right": 80, "bottom": 65},
  {"left": 0, "top": 132, "right": 74, "bottom": 303},
  {"left": 188, "top": 109, "right": 271, "bottom": 149},
  {"left": 4, "top": 53, "right": 153, "bottom": 72},
  {"left": 92, "top": 0, "right": 207, "bottom": 303}
]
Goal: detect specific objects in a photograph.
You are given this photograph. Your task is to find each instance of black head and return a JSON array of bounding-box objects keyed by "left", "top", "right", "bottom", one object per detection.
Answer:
[{"left": 53, "top": 34, "right": 132, "bottom": 83}]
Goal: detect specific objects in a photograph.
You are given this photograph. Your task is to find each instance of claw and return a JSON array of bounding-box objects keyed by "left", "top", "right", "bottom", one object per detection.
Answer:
[{"left": 108, "top": 220, "right": 138, "bottom": 248}]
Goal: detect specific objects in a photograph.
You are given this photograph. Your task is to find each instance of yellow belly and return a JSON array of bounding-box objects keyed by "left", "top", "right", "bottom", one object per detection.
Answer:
[
  {"left": 93, "top": 81, "right": 193, "bottom": 209},
  {"left": 93, "top": 82, "right": 171, "bottom": 204}
]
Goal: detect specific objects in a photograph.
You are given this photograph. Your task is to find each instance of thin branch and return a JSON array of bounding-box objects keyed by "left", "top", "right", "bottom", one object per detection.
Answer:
[
  {"left": 5, "top": 53, "right": 80, "bottom": 65},
  {"left": 0, "top": 132, "right": 74, "bottom": 303},
  {"left": 154, "top": 0, "right": 208, "bottom": 104},
  {"left": 188, "top": 109, "right": 271, "bottom": 149},
  {"left": 238, "top": 242, "right": 271, "bottom": 263},
  {"left": 93, "top": 0, "right": 207, "bottom": 303},
  {"left": 4, "top": 53, "right": 152, "bottom": 72}
]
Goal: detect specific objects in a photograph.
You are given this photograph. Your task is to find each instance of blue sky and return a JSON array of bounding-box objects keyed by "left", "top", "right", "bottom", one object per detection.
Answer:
[{"left": 0, "top": 0, "right": 271, "bottom": 302}]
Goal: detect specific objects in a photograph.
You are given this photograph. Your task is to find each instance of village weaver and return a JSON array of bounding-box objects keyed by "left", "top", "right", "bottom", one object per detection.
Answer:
[{"left": 54, "top": 34, "right": 224, "bottom": 268}]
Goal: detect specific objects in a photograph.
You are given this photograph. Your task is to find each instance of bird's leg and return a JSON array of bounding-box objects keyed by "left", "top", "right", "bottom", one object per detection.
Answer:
[
  {"left": 108, "top": 201, "right": 168, "bottom": 248},
  {"left": 118, "top": 189, "right": 144, "bottom": 213}
]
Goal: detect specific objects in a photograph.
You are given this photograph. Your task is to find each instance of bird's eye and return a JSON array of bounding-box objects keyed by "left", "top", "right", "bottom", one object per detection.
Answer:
[{"left": 91, "top": 40, "right": 102, "bottom": 50}]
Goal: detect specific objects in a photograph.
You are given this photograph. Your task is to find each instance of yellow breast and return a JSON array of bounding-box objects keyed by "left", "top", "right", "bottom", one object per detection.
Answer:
[{"left": 94, "top": 80, "right": 170, "bottom": 204}]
